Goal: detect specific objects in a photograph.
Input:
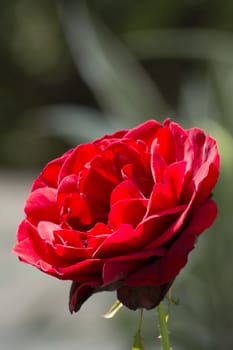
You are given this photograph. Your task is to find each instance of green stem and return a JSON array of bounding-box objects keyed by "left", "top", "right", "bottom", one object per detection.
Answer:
[
  {"left": 157, "top": 301, "right": 171, "bottom": 350},
  {"left": 132, "top": 309, "right": 144, "bottom": 350}
]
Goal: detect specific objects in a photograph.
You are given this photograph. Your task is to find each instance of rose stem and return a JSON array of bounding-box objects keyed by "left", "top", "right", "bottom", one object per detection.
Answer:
[
  {"left": 157, "top": 301, "right": 171, "bottom": 350},
  {"left": 138, "top": 308, "right": 143, "bottom": 332}
]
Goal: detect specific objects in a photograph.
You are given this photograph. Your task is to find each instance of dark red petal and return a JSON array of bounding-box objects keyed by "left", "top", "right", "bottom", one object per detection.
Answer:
[
  {"left": 54, "top": 245, "right": 93, "bottom": 260},
  {"left": 61, "top": 192, "right": 93, "bottom": 228},
  {"left": 163, "top": 161, "right": 188, "bottom": 200},
  {"left": 204, "top": 135, "right": 220, "bottom": 169},
  {"left": 110, "top": 180, "right": 143, "bottom": 206},
  {"left": 187, "top": 128, "right": 220, "bottom": 177},
  {"left": 56, "top": 259, "right": 104, "bottom": 281},
  {"left": 187, "top": 128, "right": 207, "bottom": 173},
  {"left": 17, "top": 220, "right": 79, "bottom": 271},
  {"left": 87, "top": 222, "right": 112, "bottom": 236},
  {"left": 69, "top": 281, "right": 102, "bottom": 313},
  {"left": 80, "top": 154, "right": 120, "bottom": 202},
  {"left": 53, "top": 228, "right": 86, "bottom": 248},
  {"left": 59, "top": 143, "right": 98, "bottom": 181},
  {"left": 137, "top": 204, "right": 187, "bottom": 246},
  {"left": 193, "top": 162, "right": 219, "bottom": 207},
  {"left": 57, "top": 174, "right": 79, "bottom": 208},
  {"left": 108, "top": 198, "right": 148, "bottom": 228},
  {"left": 14, "top": 221, "right": 44, "bottom": 265},
  {"left": 93, "top": 224, "right": 136, "bottom": 258},
  {"left": 103, "top": 248, "right": 166, "bottom": 285},
  {"left": 25, "top": 188, "right": 59, "bottom": 226},
  {"left": 121, "top": 163, "right": 153, "bottom": 198},
  {"left": 169, "top": 122, "right": 192, "bottom": 165},
  {"left": 13, "top": 220, "right": 60, "bottom": 274},
  {"left": 32, "top": 150, "right": 72, "bottom": 190},
  {"left": 13, "top": 237, "right": 55, "bottom": 273},
  {"left": 155, "top": 122, "right": 176, "bottom": 164},
  {"left": 146, "top": 183, "right": 177, "bottom": 216},
  {"left": 95, "top": 206, "right": 184, "bottom": 259},
  {"left": 117, "top": 281, "right": 173, "bottom": 310},
  {"left": 126, "top": 199, "right": 217, "bottom": 286},
  {"left": 144, "top": 203, "right": 190, "bottom": 250},
  {"left": 150, "top": 141, "right": 167, "bottom": 183},
  {"left": 73, "top": 155, "right": 122, "bottom": 226},
  {"left": 124, "top": 119, "right": 161, "bottom": 147}
]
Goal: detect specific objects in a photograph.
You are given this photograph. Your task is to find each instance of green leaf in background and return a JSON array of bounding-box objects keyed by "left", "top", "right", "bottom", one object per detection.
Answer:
[{"left": 60, "top": 0, "right": 170, "bottom": 127}]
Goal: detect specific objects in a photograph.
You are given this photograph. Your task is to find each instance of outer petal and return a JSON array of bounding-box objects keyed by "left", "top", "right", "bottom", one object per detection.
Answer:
[
  {"left": 14, "top": 220, "right": 60, "bottom": 274},
  {"left": 117, "top": 281, "right": 173, "bottom": 310},
  {"left": 58, "top": 143, "right": 98, "bottom": 181},
  {"left": 32, "top": 150, "right": 72, "bottom": 190},
  {"left": 153, "top": 120, "right": 176, "bottom": 164},
  {"left": 125, "top": 199, "right": 217, "bottom": 286},
  {"left": 150, "top": 140, "right": 167, "bottom": 183},
  {"left": 25, "top": 188, "right": 59, "bottom": 226},
  {"left": 169, "top": 122, "right": 192, "bottom": 165},
  {"left": 103, "top": 248, "right": 166, "bottom": 285},
  {"left": 124, "top": 119, "right": 161, "bottom": 147},
  {"left": 187, "top": 129, "right": 219, "bottom": 174},
  {"left": 69, "top": 281, "right": 102, "bottom": 313},
  {"left": 56, "top": 259, "right": 104, "bottom": 281}
]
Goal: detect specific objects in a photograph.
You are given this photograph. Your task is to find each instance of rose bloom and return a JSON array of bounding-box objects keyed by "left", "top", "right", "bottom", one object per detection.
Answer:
[{"left": 13, "top": 119, "right": 219, "bottom": 312}]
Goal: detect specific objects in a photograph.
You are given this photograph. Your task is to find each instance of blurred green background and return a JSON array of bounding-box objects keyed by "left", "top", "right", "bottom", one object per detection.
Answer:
[{"left": 1, "top": 1, "right": 233, "bottom": 349}]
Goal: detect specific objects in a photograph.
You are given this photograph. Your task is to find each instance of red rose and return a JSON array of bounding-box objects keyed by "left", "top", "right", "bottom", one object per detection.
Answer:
[{"left": 13, "top": 119, "right": 220, "bottom": 312}]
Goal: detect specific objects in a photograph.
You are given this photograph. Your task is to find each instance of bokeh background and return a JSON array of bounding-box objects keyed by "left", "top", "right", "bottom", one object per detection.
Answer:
[{"left": 1, "top": 1, "right": 233, "bottom": 349}]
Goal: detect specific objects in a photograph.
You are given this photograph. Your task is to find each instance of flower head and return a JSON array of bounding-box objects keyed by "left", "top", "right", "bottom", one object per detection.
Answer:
[{"left": 13, "top": 119, "right": 220, "bottom": 312}]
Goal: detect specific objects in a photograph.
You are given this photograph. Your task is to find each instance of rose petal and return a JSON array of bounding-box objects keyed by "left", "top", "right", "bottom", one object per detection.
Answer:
[
  {"left": 193, "top": 161, "right": 220, "bottom": 207},
  {"left": 32, "top": 150, "right": 72, "bottom": 190},
  {"left": 126, "top": 199, "right": 217, "bottom": 286},
  {"left": 108, "top": 198, "right": 148, "bottom": 228},
  {"left": 25, "top": 188, "right": 59, "bottom": 226},
  {"left": 53, "top": 228, "right": 86, "bottom": 248},
  {"left": 69, "top": 281, "right": 102, "bottom": 313},
  {"left": 146, "top": 182, "right": 177, "bottom": 216},
  {"left": 169, "top": 122, "right": 192, "bottom": 164},
  {"left": 56, "top": 259, "right": 104, "bottom": 281},
  {"left": 103, "top": 248, "right": 166, "bottom": 285},
  {"left": 95, "top": 205, "right": 184, "bottom": 259},
  {"left": 121, "top": 163, "right": 153, "bottom": 197},
  {"left": 57, "top": 174, "right": 79, "bottom": 208},
  {"left": 37, "top": 221, "right": 60, "bottom": 241},
  {"left": 54, "top": 245, "right": 93, "bottom": 260},
  {"left": 137, "top": 204, "right": 187, "bottom": 246},
  {"left": 110, "top": 180, "right": 143, "bottom": 206},
  {"left": 117, "top": 282, "right": 173, "bottom": 310},
  {"left": 187, "top": 128, "right": 207, "bottom": 173},
  {"left": 87, "top": 222, "right": 112, "bottom": 236},
  {"left": 187, "top": 129, "right": 220, "bottom": 177},
  {"left": 163, "top": 161, "right": 188, "bottom": 200},
  {"left": 58, "top": 143, "right": 98, "bottom": 181},
  {"left": 15, "top": 220, "right": 76, "bottom": 271},
  {"left": 124, "top": 119, "right": 161, "bottom": 147},
  {"left": 150, "top": 141, "right": 167, "bottom": 183},
  {"left": 153, "top": 120, "right": 176, "bottom": 164},
  {"left": 14, "top": 221, "right": 45, "bottom": 266}
]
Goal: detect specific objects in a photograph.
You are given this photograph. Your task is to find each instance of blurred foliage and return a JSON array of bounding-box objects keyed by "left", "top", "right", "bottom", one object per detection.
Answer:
[{"left": 1, "top": 0, "right": 233, "bottom": 349}]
